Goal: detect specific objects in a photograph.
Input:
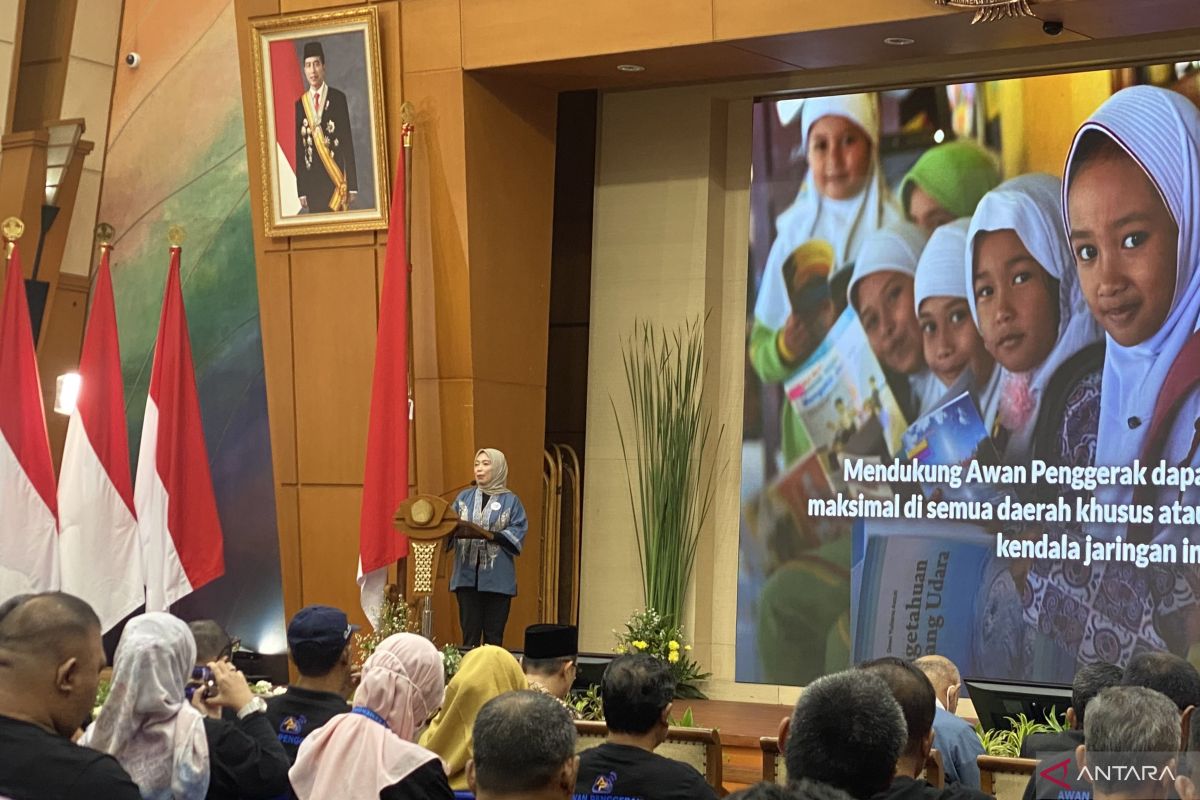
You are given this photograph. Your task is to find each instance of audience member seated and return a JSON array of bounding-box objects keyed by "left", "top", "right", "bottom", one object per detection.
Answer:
[
  {"left": 0, "top": 592, "right": 141, "bottom": 800},
  {"left": 265, "top": 605, "right": 355, "bottom": 762},
  {"left": 291, "top": 632, "right": 451, "bottom": 800},
  {"left": 572, "top": 653, "right": 718, "bottom": 800},
  {"left": 914, "top": 655, "right": 984, "bottom": 788},
  {"left": 522, "top": 623, "right": 579, "bottom": 716},
  {"left": 1121, "top": 651, "right": 1200, "bottom": 746},
  {"left": 728, "top": 783, "right": 797, "bottom": 799},
  {"left": 468, "top": 690, "right": 579, "bottom": 800},
  {"left": 420, "top": 644, "right": 529, "bottom": 789},
  {"left": 187, "top": 624, "right": 291, "bottom": 799},
  {"left": 779, "top": 670, "right": 905, "bottom": 799},
  {"left": 190, "top": 619, "right": 238, "bottom": 665},
  {"left": 730, "top": 780, "right": 858, "bottom": 800},
  {"left": 1020, "top": 662, "right": 1122, "bottom": 758},
  {"left": 1022, "top": 653, "right": 1200, "bottom": 800},
  {"left": 1078, "top": 686, "right": 1180, "bottom": 800},
  {"left": 858, "top": 657, "right": 989, "bottom": 800},
  {"left": 82, "top": 613, "right": 210, "bottom": 798}
]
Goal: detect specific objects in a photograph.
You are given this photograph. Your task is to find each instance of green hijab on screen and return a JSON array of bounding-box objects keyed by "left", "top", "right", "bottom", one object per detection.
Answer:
[{"left": 899, "top": 140, "right": 1001, "bottom": 219}]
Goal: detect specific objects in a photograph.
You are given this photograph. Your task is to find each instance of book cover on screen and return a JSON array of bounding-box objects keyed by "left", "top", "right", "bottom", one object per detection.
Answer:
[
  {"left": 784, "top": 308, "right": 908, "bottom": 460},
  {"left": 852, "top": 520, "right": 1025, "bottom": 676},
  {"left": 900, "top": 390, "right": 1009, "bottom": 506}
]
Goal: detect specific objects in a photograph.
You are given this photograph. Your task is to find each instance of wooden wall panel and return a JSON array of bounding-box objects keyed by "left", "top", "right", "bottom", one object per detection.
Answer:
[
  {"left": 291, "top": 246, "right": 377, "bottom": 485},
  {"left": 460, "top": 0, "right": 714, "bottom": 69},
  {"left": 463, "top": 73, "right": 555, "bottom": 388},
  {"left": 713, "top": 0, "right": 941, "bottom": 41},
  {"left": 403, "top": 68, "right": 471, "bottom": 381},
  {"left": 37, "top": 273, "right": 88, "bottom": 470},
  {"left": 253, "top": 250, "right": 296, "bottom": 485},
  {"left": 400, "top": 0, "right": 460, "bottom": 74},
  {"left": 298, "top": 485, "right": 368, "bottom": 627},
  {"left": 275, "top": 485, "right": 302, "bottom": 617}
]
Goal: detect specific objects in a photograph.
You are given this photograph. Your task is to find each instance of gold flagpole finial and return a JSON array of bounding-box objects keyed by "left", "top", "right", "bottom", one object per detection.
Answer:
[
  {"left": 400, "top": 101, "right": 415, "bottom": 148},
  {"left": 96, "top": 222, "right": 115, "bottom": 248},
  {"left": 3, "top": 217, "right": 23, "bottom": 258},
  {"left": 3, "top": 217, "right": 25, "bottom": 241},
  {"left": 167, "top": 225, "right": 187, "bottom": 247}
]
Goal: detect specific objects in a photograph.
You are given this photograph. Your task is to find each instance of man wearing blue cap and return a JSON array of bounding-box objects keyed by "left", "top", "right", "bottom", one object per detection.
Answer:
[{"left": 265, "top": 605, "right": 357, "bottom": 763}]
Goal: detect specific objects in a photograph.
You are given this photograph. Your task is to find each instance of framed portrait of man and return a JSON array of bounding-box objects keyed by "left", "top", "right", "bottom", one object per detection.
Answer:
[{"left": 249, "top": 6, "right": 388, "bottom": 237}]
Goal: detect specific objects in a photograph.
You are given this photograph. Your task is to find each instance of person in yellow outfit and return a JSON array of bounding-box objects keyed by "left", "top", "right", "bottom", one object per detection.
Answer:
[{"left": 418, "top": 645, "right": 527, "bottom": 790}]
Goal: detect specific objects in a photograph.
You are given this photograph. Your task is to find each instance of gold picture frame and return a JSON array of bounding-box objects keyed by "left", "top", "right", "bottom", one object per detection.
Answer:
[{"left": 249, "top": 6, "right": 389, "bottom": 238}]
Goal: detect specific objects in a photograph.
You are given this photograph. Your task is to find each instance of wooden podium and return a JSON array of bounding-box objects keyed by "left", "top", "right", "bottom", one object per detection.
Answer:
[{"left": 393, "top": 489, "right": 491, "bottom": 637}]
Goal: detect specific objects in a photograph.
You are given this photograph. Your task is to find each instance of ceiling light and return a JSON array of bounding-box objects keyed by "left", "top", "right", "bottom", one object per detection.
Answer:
[
  {"left": 616, "top": 64, "right": 645, "bottom": 73},
  {"left": 884, "top": 37, "right": 915, "bottom": 46}
]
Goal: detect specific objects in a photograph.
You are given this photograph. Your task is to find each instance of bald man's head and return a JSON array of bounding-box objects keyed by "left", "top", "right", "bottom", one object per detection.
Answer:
[
  {"left": 915, "top": 655, "right": 962, "bottom": 713},
  {"left": 0, "top": 592, "right": 105, "bottom": 737}
]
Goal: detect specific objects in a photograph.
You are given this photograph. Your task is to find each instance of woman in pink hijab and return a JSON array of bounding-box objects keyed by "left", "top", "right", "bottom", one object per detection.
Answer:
[{"left": 289, "top": 632, "right": 450, "bottom": 800}]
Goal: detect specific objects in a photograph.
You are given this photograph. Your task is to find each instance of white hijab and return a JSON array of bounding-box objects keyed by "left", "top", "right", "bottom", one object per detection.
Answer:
[
  {"left": 82, "top": 613, "right": 209, "bottom": 800},
  {"left": 1063, "top": 86, "right": 1200, "bottom": 490},
  {"left": 966, "top": 173, "right": 1101, "bottom": 458},
  {"left": 915, "top": 218, "right": 1006, "bottom": 426},
  {"left": 846, "top": 220, "right": 942, "bottom": 416},
  {"left": 754, "top": 93, "right": 902, "bottom": 328}
]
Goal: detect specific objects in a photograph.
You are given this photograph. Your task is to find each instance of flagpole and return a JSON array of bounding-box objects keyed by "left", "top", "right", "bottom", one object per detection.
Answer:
[
  {"left": 400, "top": 102, "right": 416, "bottom": 479},
  {"left": 399, "top": 101, "right": 423, "bottom": 630}
]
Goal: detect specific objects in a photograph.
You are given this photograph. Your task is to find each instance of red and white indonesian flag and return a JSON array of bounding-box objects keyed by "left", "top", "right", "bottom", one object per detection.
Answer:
[
  {"left": 269, "top": 40, "right": 305, "bottom": 217},
  {"left": 135, "top": 246, "right": 224, "bottom": 610},
  {"left": 0, "top": 243, "right": 59, "bottom": 601},
  {"left": 59, "top": 247, "right": 143, "bottom": 631},
  {"left": 358, "top": 148, "right": 410, "bottom": 624}
]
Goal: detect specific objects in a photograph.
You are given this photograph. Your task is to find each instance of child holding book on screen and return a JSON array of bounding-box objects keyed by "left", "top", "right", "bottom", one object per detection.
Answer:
[
  {"left": 966, "top": 173, "right": 1102, "bottom": 464},
  {"left": 913, "top": 218, "right": 1003, "bottom": 428}
]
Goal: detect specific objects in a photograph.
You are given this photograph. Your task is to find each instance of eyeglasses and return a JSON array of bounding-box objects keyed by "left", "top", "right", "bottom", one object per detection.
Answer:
[{"left": 219, "top": 638, "right": 241, "bottom": 661}]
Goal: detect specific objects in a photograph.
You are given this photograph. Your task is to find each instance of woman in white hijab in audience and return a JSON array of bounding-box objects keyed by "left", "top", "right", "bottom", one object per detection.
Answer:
[
  {"left": 749, "top": 93, "right": 903, "bottom": 402},
  {"left": 847, "top": 220, "right": 941, "bottom": 418},
  {"left": 290, "top": 632, "right": 451, "bottom": 800},
  {"left": 966, "top": 173, "right": 1101, "bottom": 463},
  {"left": 1064, "top": 85, "right": 1200, "bottom": 544},
  {"left": 913, "top": 218, "right": 1004, "bottom": 427},
  {"left": 83, "top": 613, "right": 209, "bottom": 800}
]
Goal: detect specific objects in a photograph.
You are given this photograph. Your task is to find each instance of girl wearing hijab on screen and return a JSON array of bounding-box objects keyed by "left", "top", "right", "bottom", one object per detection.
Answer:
[
  {"left": 899, "top": 140, "right": 1002, "bottom": 236},
  {"left": 913, "top": 218, "right": 1003, "bottom": 427},
  {"left": 749, "top": 93, "right": 902, "bottom": 464},
  {"left": 1064, "top": 85, "right": 1200, "bottom": 545},
  {"left": 847, "top": 220, "right": 941, "bottom": 419},
  {"left": 450, "top": 448, "right": 528, "bottom": 648},
  {"left": 967, "top": 173, "right": 1102, "bottom": 465},
  {"left": 82, "top": 614, "right": 209, "bottom": 800},
  {"left": 419, "top": 645, "right": 527, "bottom": 790},
  {"left": 290, "top": 633, "right": 451, "bottom": 800}
]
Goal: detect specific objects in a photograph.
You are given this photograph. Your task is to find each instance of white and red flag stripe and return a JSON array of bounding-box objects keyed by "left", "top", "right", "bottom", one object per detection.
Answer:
[
  {"left": 59, "top": 246, "right": 143, "bottom": 631},
  {"left": 269, "top": 40, "right": 305, "bottom": 217},
  {"left": 357, "top": 148, "right": 410, "bottom": 624},
  {"left": 0, "top": 242, "right": 59, "bottom": 601},
  {"left": 135, "top": 245, "right": 224, "bottom": 610}
]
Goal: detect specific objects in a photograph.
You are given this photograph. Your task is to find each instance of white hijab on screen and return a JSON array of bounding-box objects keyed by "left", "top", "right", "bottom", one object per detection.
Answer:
[
  {"left": 914, "top": 218, "right": 1005, "bottom": 427},
  {"left": 966, "top": 173, "right": 1101, "bottom": 458},
  {"left": 846, "top": 220, "right": 942, "bottom": 416},
  {"left": 754, "top": 93, "right": 903, "bottom": 329},
  {"left": 82, "top": 613, "right": 210, "bottom": 800},
  {"left": 1063, "top": 86, "right": 1200, "bottom": 506}
]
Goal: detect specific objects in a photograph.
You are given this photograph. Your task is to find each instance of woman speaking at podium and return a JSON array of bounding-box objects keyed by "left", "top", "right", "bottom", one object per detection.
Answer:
[{"left": 449, "top": 448, "right": 528, "bottom": 647}]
